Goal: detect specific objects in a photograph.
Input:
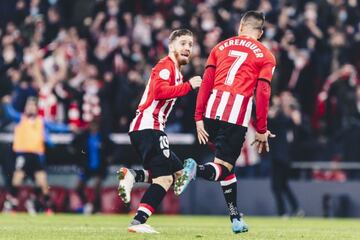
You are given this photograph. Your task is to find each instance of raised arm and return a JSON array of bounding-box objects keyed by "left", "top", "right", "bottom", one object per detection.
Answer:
[{"left": 3, "top": 97, "right": 21, "bottom": 123}]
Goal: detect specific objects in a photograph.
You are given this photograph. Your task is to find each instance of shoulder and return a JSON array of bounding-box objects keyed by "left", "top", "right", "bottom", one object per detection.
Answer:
[
  {"left": 258, "top": 42, "right": 276, "bottom": 65},
  {"left": 155, "top": 57, "right": 174, "bottom": 70},
  {"left": 213, "top": 36, "right": 237, "bottom": 52},
  {"left": 153, "top": 57, "right": 175, "bottom": 80}
]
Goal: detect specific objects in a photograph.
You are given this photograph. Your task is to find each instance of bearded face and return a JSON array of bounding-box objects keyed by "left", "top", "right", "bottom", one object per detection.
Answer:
[{"left": 170, "top": 35, "right": 193, "bottom": 66}]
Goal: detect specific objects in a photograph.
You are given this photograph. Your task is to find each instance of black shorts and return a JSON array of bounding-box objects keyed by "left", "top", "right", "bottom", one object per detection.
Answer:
[
  {"left": 15, "top": 153, "right": 45, "bottom": 178},
  {"left": 204, "top": 118, "right": 247, "bottom": 166},
  {"left": 129, "top": 129, "right": 183, "bottom": 178}
]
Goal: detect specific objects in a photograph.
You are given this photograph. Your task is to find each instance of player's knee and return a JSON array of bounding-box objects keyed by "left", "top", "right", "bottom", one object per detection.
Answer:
[
  {"left": 219, "top": 173, "right": 237, "bottom": 186},
  {"left": 12, "top": 171, "right": 24, "bottom": 186},
  {"left": 217, "top": 164, "right": 231, "bottom": 181},
  {"left": 152, "top": 175, "right": 173, "bottom": 190}
]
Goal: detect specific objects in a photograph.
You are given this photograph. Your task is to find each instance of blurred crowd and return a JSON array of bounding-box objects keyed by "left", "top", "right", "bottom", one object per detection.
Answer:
[{"left": 0, "top": 0, "right": 359, "bottom": 163}]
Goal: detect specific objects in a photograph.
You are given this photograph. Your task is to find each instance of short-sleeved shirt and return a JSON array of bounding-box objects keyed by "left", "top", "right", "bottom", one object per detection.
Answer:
[
  {"left": 129, "top": 56, "right": 192, "bottom": 132},
  {"left": 204, "top": 35, "right": 276, "bottom": 127}
]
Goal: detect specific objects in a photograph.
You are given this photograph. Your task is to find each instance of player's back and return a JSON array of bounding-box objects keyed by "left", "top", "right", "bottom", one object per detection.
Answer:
[
  {"left": 203, "top": 35, "right": 275, "bottom": 127},
  {"left": 210, "top": 35, "right": 275, "bottom": 97}
]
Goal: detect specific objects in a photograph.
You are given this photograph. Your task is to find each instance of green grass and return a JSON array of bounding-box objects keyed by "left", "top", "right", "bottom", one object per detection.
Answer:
[{"left": 0, "top": 214, "right": 359, "bottom": 240}]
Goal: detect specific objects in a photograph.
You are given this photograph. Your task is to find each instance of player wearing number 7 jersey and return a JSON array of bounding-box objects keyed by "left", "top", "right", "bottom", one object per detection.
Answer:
[{"left": 175, "top": 11, "right": 276, "bottom": 234}]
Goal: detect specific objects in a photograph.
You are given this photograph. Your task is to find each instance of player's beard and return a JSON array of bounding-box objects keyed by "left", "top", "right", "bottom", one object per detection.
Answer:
[{"left": 175, "top": 51, "right": 190, "bottom": 66}]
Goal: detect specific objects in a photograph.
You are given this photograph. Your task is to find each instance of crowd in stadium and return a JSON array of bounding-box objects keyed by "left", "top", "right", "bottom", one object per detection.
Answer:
[{"left": 0, "top": 0, "right": 359, "bottom": 165}]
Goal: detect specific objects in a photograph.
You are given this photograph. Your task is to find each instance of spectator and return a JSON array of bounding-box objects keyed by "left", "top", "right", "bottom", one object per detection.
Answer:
[
  {"left": 71, "top": 120, "right": 115, "bottom": 214},
  {"left": 268, "top": 91, "right": 305, "bottom": 217}
]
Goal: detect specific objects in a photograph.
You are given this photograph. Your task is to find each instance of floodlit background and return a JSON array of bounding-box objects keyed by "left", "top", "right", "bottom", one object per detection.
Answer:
[{"left": 0, "top": 0, "right": 359, "bottom": 217}]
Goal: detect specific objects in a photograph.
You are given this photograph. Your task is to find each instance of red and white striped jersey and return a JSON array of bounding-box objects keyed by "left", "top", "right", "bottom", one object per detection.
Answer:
[
  {"left": 129, "top": 56, "right": 192, "bottom": 132},
  {"left": 195, "top": 35, "right": 276, "bottom": 128}
]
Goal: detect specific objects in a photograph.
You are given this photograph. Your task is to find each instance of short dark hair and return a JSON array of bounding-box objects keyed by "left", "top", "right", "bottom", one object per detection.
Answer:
[
  {"left": 241, "top": 11, "right": 265, "bottom": 30},
  {"left": 27, "top": 96, "right": 38, "bottom": 104},
  {"left": 169, "top": 29, "right": 193, "bottom": 43}
]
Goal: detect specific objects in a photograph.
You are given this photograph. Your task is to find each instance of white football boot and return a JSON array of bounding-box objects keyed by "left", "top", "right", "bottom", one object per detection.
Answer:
[{"left": 117, "top": 167, "right": 135, "bottom": 203}]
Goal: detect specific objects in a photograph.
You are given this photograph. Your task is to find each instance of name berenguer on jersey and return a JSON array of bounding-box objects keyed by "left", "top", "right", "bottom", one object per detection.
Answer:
[{"left": 218, "top": 39, "right": 264, "bottom": 58}]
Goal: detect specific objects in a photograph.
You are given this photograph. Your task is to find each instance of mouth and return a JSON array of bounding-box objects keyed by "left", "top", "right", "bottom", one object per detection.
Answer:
[{"left": 180, "top": 53, "right": 190, "bottom": 58}]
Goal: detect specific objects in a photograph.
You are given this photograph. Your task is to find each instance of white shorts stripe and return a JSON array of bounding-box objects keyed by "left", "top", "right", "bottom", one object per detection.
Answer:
[
  {"left": 220, "top": 176, "right": 237, "bottom": 186},
  {"left": 242, "top": 96, "right": 253, "bottom": 127},
  {"left": 138, "top": 206, "right": 153, "bottom": 216},
  {"left": 205, "top": 89, "right": 218, "bottom": 119},
  {"left": 215, "top": 91, "right": 230, "bottom": 119},
  {"left": 228, "top": 94, "right": 244, "bottom": 124},
  {"left": 206, "top": 162, "right": 221, "bottom": 180}
]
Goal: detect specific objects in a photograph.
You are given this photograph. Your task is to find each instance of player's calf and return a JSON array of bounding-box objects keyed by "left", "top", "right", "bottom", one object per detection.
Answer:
[{"left": 130, "top": 176, "right": 171, "bottom": 229}]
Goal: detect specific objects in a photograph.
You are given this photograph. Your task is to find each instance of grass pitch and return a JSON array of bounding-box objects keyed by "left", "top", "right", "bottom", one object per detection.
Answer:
[{"left": 0, "top": 214, "right": 359, "bottom": 240}]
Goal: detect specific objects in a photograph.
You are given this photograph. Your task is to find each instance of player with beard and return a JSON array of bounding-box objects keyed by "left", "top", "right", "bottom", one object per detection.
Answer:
[{"left": 117, "top": 29, "right": 202, "bottom": 233}]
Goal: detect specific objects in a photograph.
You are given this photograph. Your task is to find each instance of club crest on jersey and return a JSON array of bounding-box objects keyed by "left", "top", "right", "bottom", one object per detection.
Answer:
[
  {"left": 163, "top": 149, "right": 170, "bottom": 158},
  {"left": 159, "top": 136, "right": 170, "bottom": 158},
  {"left": 159, "top": 69, "right": 170, "bottom": 80}
]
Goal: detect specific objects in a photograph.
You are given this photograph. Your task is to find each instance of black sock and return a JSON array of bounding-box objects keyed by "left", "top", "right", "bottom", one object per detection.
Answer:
[
  {"left": 133, "top": 183, "right": 167, "bottom": 224},
  {"left": 197, "top": 163, "right": 230, "bottom": 181},
  {"left": 220, "top": 173, "right": 240, "bottom": 222},
  {"left": 131, "top": 169, "right": 150, "bottom": 183}
]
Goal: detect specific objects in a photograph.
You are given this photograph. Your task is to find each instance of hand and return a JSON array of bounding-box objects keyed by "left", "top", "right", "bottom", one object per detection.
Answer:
[
  {"left": 251, "top": 130, "right": 276, "bottom": 153},
  {"left": 189, "top": 76, "right": 202, "bottom": 89},
  {"left": 196, "top": 120, "right": 209, "bottom": 144},
  {"left": 2, "top": 95, "right": 11, "bottom": 104}
]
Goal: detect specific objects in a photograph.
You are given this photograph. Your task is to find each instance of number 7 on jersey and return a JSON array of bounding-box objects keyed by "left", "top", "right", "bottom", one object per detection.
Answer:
[{"left": 225, "top": 50, "right": 248, "bottom": 86}]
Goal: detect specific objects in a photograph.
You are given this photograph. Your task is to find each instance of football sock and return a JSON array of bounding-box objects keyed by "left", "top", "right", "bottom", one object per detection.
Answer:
[
  {"left": 131, "top": 169, "right": 151, "bottom": 183},
  {"left": 197, "top": 162, "right": 230, "bottom": 181},
  {"left": 133, "top": 183, "right": 167, "bottom": 224},
  {"left": 220, "top": 173, "right": 241, "bottom": 221}
]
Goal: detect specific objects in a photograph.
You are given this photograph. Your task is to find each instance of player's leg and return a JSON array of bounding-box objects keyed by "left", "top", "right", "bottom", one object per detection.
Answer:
[
  {"left": 75, "top": 175, "right": 87, "bottom": 208},
  {"left": 118, "top": 131, "right": 154, "bottom": 203},
  {"left": 32, "top": 154, "right": 52, "bottom": 214},
  {"left": 4, "top": 154, "right": 26, "bottom": 212},
  {"left": 127, "top": 130, "right": 174, "bottom": 233},
  {"left": 281, "top": 162, "right": 302, "bottom": 216},
  {"left": 92, "top": 175, "right": 102, "bottom": 213},
  {"left": 128, "top": 174, "right": 172, "bottom": 233},
  {"left": 215, "top": 124, "right": 248, "bottom": 233},
  {"left": 34, "top": 170, "right": 53, "bottom": 214},
  {"left": 180, "top": 121, "right": 248, "bottom": 233},
  {"left": 4, "top": 169, "right": 24, "bottom": 212}
]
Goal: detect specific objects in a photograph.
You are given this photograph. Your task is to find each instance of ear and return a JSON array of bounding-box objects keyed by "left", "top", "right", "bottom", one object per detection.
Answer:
[
  {"left": 258, "top": 30, "right": 264, "bottom": 39},
  {"left": 238, "top": 23, "right": 243, "bottom": 34},
  {"left": 168, "top": 42, "right": 174, "bottom": 52}
]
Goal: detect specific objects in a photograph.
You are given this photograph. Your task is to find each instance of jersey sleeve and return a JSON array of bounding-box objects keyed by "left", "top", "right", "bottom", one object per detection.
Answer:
[
  {"left": 195, "top": 66, "right": 215, "bottom": 121},
  {"left": 153, "top": 62, "right": 192, "bottom": 100},
  {"left": 258, "top": 52, "right": 276, "bottom": 82},
  {"left": 205, "top": 48, "right": 217, "bottom": 67}
]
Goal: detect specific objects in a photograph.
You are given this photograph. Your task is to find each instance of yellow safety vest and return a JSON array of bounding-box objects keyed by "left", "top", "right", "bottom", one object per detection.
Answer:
[{"left": 13, "top": 115, "right": 45, "bottom": 154}]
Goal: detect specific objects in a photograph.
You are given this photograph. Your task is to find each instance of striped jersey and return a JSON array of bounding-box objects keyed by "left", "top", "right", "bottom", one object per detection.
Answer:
[
  {"left": 195, "top": 35, "right": 276, "bottom": 127},
  {"left": 129, "top": 56, "right": 192, "bottom": 132}
]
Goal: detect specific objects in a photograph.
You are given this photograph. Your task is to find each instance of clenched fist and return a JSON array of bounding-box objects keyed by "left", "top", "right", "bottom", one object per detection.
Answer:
[{"left": 189, "top": 76, "right": 202, "bottom": 89}]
